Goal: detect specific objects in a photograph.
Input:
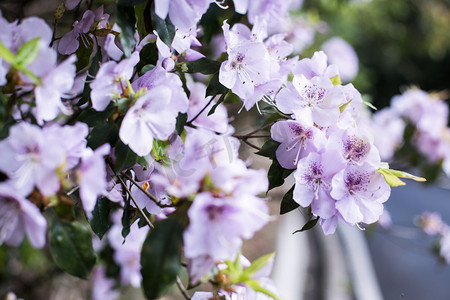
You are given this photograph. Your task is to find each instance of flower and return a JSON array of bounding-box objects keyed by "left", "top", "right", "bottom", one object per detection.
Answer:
[
  {"left": 119, "top": 86, "right": 178, "bottom": 156},
  {"left": 331, "top": 163, "right": 391, "bottom": 225},
  {"left": 0, "top": 183, "right": 47, "bottom": 248},
  {"left": 271, "top": 119, "right": 326, "bottom": 169},
  {"left": 322, "top": 37, "right": 359, "bottom": 82},
  {"left": 90, "top": 52, "right": 140, "bottom": 111},
  {"left": 0, "top": 122, "right": 65, "bottom": 197},
  {"left": 77, "top": 144, "right": 110, "bottom": 214}
]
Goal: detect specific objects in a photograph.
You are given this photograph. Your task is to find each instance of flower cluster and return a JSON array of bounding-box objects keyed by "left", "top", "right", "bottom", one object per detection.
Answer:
[
  {"left": 263, "top": 50, "right": 390, "bottom": 235},
  {"left": 372, "top": 88, "right": 450, "bottom": 176},
  {"left": 0, "top": 0, "right": 419, "bottom": 299}
]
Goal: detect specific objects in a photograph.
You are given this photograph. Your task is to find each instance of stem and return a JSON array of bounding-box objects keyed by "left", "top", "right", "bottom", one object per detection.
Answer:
[
  {"left": 234, "top": 134, "right": 271, "bottom": 139},
  {"left": 116, "top": 174, "right": 154, "bottom": 229},
  {"left": 186, "top": 96, "right": 215, "bottom": 125},
  {"left": 241, "top": 139, "right": 261, "bottom": 151},
  {"left": 176, "top": 276, "right": 191, "bottom": 299},
  {"left": 119, "top": 171, "right": 171, "bottom": 208}
]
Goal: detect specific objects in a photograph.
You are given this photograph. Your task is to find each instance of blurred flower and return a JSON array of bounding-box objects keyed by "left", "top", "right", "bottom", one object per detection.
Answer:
[{"left": 0, "top": 183, "right": 47, "bottom": 248}]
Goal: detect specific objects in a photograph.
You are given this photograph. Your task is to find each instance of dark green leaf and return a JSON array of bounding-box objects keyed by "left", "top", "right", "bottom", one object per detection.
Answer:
[
  {"left": 114, "top": 141, "right": 142, "bottom": 172},
  {"left": 175, "top": 112, "right": 187, "bottom": 136},
  {"left": 121, "top": 196, "right": 134, "bottom": 239},
  {"left": 78, "top": 47, "right": 102, "bottom": 106},
  {"left": 150, "top": 6, "right": 175, "bottom": 48},
  {"left": 293, "top": 217, "right": 319, "bottom": 234},
  {"left": 206, "top": 73, "right": 229, "bottom": 97},
  {"left": 116, "top": 5, "right": 137, "bottom": 58},
  {"left": 50, "top": 218, "right": 96, "bottom": 279},
  {"left": 280, "top": 186, "right": 299, "bottom": 215},
  {"left": 256, "top": 139, "right": 280, "bottom": 159},
  {"left": 77, "top": 104, "right": 115, "bottom": 127},
  {"left": 89, "top": 197, "right": 113, "bottom": 239},
  {"left": 183, "top": 58, "right": 221, "bottom": 75},
  {"left": 141, "top": 218, "right": 183, "bottom": 299},
  {"left": 136, "top": 43, "right": 158, "bottom": 73},
  {"left": 16, "top": 37, "right": 41, "bottom": 67},
  {"left": 118, "top": 0, "right": 147, "bottom": 6},
  {"left": 208, "top": 93, "right": 226, "bottom": 116},
  {"left": 268, "top": 160, "right": 294, "bottom": 190},
  {"left": 87, "top": 123, "right": 118, "bottom": 150},
  {"left": 0, "top": 40, "right": 15, "bottom": 64}
]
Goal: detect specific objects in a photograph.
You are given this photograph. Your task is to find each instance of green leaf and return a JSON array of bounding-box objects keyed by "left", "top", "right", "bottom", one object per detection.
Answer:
[
  {"left": 256, "top": 139, "right": 280, "bottom": 159},
  {"left": 87, "top": 123, "right": 118, "bottom": 150},
  {"left": 293, "top": 217, "right": 319, "bottom": 234},
  {"left": 0, "top": 40, "right": 15, "bottom": 64},
  {"left": 150, "top": 5, "right": 175, "bottom": 48},
  {"left": 363, "top": 100, "right": 377, "bottom": 111},
  {"left": 121, "top": 197, "right": 133, "bottom": 239},
  {"left": 208, "top": 93, "right": 226, "bottom": 116},
  {"left": 89, "top": 197, "right": 113, "bottom": 239},
  {"left": 268, "top": 160, "right": 294, "bottom": 190},
  {"left": 141, "top": 218, "right": 183, "bottom": 300},
  {"left": 50, "top": 217, "right": 96, "bottom": 279},
  {"left": 339, "top": 99, "right": 352, "bottom": 113},
  {"left": 206, "top": 73, "right": 229, "bottom": 97},
  {"left": 280, "top": 186, "right": 299, "bottom": 215},
  {"left": 330, "top": 74, "right": 342, "bottom": 86},
  {"left": 183, "top": 58, "right": 221, "bottom": 75},
  {"left": 136, "top": 43, "right": 158, "bottom": 73},
  {"left": 245, "top": 279, "right": 280, "bottom": 300},
  {"left": 77, "top": 104, "right": 115, "bottom": 127},
  {"left": 378, "top": 164, "right": 426, "bottom": 187},
  {"left": 242, "top": 253, "right": 275, "bottom": 280},
  {"left": 175, "top": 112, "right": 188, "bottom": 136},
  {"left": 116, "top": 5, "right": 137, "bottom": 58},
  {"left": 16, "top": 37, "right": 41, "bottom": 67},
  {"left": 114, "top": 141, "right": 142, "bottom": 172},
  {"left": 152, "top": 139, "right": 170, "bottom": 161}
]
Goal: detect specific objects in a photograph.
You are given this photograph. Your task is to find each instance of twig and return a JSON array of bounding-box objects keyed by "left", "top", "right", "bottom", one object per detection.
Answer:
[
  {"left": 116, "top": 174, "right": 154, "bottom": 229},
  {"left": 186, "top": 96, "right": 215, "bottom": 125},
  {"left": 234, "top": 134, "right": 271, "bottom": 139},
  {"left": 176, "top": 276, "right": 191, "bottom": 299},
  {"left": 119, "top": 171, "right": 171, "bottom": 208},
  {"left": 241, "top": 121, "right": 276, "bottom": 137},
  {"left": 241, "top": 139, "right": 261, "bottom": 151}
]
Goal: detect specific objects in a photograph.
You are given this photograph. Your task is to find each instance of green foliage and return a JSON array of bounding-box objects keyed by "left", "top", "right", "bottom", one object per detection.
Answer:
[
  {"left": 378, "top": 162, "right": 426, "bottom": 187},
  {"left": 267, "top": 160, "right": 294, "bottom": 190},
  {"left": 116, "top": 5, "right": 137, "bottom": 58},
  {"left": 141, "top": 218, "right": 183, "bottom": 300},
  {"left": 49, "top": 216, "right": 96, "bottom": 279},
  {"left": 183, "top": 58, "right": 221, "bottom": 75},
  {"left": 208, "top": 93, "right": 226, "bottom": 116},
  {"left": 293, "top": 216, "right": 320, "bottom": 234},
  {"left": 280, "top": 186, "right": 300, "bottom": 215},
  {"left": 114, "top": 141, "right": 146, "bottom": 172},
  {"left": 175, "top": 112, "right": 188, "bottom": 136},
  {"left": 206, "top": 73, "right": 229, "bottom": 97},
  {"left": 87, "top": 123, "right": 119, "bottom": 150},
  {"left": 89, "top": 197, "right": 113, "bottom": 240},
  {"left": 149, "top": 4, "right": 176, "bottom": 48},
  {"left": 256, "top": 139, "right": 280, "bottom": 159}
]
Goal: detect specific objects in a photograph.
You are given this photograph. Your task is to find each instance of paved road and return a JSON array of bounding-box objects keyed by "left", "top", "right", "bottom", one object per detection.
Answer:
[{"left": 367, "top": 180, "right": 450, "bottom": 300}]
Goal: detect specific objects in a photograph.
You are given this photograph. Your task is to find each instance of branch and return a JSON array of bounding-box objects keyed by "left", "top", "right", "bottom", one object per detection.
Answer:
[
  {"left": 120, "top": 171, "right": 171, "bottom": 208},
  {"left": 176, "top": 276, "right": 191, "bottom": 299},
  {"left": 116, "top": 174, "right": 154, "bottom": 229},
  {"left": 185, "top": 96, "right": 215, "bottom": 126}
]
